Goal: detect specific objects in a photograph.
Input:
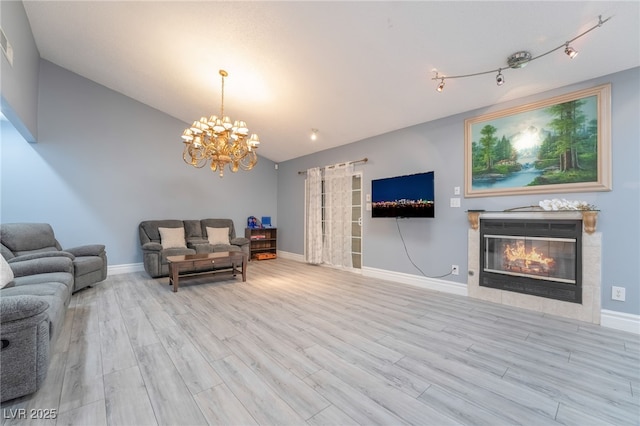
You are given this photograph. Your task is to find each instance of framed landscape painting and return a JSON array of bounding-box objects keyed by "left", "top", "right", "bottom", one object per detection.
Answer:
[{"left": 464, "top": 84, "right": 611, "bottom": 198}]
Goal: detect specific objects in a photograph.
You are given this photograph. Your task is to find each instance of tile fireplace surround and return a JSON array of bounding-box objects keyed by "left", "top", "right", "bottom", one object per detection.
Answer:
[{"left": 467, "top": 210, "right": 601, "bottom": 324}]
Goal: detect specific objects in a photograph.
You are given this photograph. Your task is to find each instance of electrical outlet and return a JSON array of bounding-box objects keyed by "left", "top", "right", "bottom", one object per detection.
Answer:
[
  {"left": 451, "top": 265, "right": 459, "bottom": 275},
  {"left": 612, "top": 286, "right": 626, "bottom": 301}
]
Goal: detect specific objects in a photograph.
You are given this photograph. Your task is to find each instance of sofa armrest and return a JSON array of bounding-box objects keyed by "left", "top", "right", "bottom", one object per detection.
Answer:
[
  {"left": 0, "top": 295, "right": 49, "bottom": 324},
  {"left": 65, "top": 244, "right": 105, "bottom": 257},
  {"left": 231, "top": 237, "right": 249, "bottom": 247},
  {"left": 7, "top": 251, "right": 75, "bottom": 263},
  {"left": 141, "top": 242, "right": 163, "bottom": 252},
  {"left": 9, "top": 257, "right": 74, "bottom": 277}
]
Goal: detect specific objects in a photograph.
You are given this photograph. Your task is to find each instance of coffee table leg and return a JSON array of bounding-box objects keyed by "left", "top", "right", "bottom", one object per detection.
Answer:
[
  {"left": 171, "top": 264, "right": 179, "bottom": 292},
  {"left": 241, "top": 255, "right": 247, "bottom": 282}
]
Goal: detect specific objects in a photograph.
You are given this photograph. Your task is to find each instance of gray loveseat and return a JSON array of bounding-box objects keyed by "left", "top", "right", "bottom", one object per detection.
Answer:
[
  {"left": 139, "top": 218, "right": 249, "bottom": 278},
  {"left": 0, "top": 223, "right": 108, "bottom": 402}
]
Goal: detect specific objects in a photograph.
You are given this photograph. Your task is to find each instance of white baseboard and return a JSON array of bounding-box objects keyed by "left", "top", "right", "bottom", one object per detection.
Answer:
[
  {"left": 277, "top": 250, "right": 305, "bottom": 262},
  {"left": 362, "top": 266, "right": 468, "bottom": 296},
  {"left": 108, "top": 262, "right": 144, "bottom": 275},
  {"left": 601, "top": 310, "right": 640, "bottom": 334},
  {"left": 275, "top": 255, "right": 467, "bottom": 295}
]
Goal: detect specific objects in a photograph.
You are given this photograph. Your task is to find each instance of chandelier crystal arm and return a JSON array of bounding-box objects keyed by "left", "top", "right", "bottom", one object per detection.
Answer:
[{"left": 431, "top": 15, "right": 611, "bottom": 86}]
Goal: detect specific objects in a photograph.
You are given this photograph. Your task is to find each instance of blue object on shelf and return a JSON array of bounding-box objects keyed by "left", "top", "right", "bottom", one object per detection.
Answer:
[
  {"left": 247, "top": 216, "right": 260, "bottom": 228},
  {"left": 261, "top": 216, "right": 272, "bottom": 228}
]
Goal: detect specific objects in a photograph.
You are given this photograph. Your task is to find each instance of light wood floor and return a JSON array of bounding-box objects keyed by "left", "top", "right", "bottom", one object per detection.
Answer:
[{"left": 2, "top": 258, "right": 639, "bottom": 425}]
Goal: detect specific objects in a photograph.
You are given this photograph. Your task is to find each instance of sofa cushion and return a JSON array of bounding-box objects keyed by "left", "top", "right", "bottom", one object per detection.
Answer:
[
  {"left": 12, "top": 273, "right": 74, "bottom": 296},
  {"left": 1, "top": 255, "right": 14, "bottom": 289},
  {"left": 5, "top": 281, "right": 71, "bottom": 304},
  {"left": 184, "top": 220, "right": 203, "bottom": 240},
  {"left": 8, "top": 257, "right": 74, "bottom": 278},
  {"left": 13, "top": 247, "right": 60, "bottom": 257},
  {"left": 0, "top": 223, "right": 60, "bottom": 255},
  {"left": 206, "top": 227, "right": 230, "bottom": 245},
  {"left": 139, "top": 220, "right": 184, "bottom": 244},
  {"left": 158, "top": 227, "right": 186, "bottom": 249},
  {"left": 7, "top": 251, "right": 75, "bottom": 262}
]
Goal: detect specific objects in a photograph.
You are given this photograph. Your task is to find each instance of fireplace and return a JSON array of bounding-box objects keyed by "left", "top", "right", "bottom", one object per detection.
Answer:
[
  {"left": 480, "top": 219, "right": 582, "bottom": 303},
  {"left": 467, "top": 210, "right": 601, "bottom": 324}
]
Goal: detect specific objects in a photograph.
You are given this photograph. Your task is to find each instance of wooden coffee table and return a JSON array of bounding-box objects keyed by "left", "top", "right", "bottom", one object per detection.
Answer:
[{"left": 166, "top": 251, "right": 247, "bottom": 292}]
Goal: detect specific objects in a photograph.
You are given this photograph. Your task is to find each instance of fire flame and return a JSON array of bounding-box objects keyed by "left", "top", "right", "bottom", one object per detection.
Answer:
[{"left": 503, "top": 241, "right": 555, "bottom": 274}]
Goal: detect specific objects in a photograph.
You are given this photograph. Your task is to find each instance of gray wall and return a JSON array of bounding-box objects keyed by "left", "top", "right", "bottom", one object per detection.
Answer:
[
  {"left": 0, "top": 0, "right": 40, "bottom": 141},
  {"left": 1, "top": 60, "right": 278, "bottom": 266},
  {"left": 278, "top": 67, "right": 640, "bottom": 315}
]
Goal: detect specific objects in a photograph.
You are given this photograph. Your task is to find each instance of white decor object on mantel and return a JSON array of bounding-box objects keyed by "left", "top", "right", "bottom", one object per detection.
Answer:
[{"left": 539, "top": 198, "right": 597, "bottom": 211}]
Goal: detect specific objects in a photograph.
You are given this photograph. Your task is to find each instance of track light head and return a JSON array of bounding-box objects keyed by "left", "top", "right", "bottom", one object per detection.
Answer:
[
  {"left": 436, "top": 78, "right": 445, "bottom": 92},
  {"left": 496, "top": 70, "right": 505, "bottom": 86},
  {"left": 565, "top": 44, "right": 578, "bottom": 59}
]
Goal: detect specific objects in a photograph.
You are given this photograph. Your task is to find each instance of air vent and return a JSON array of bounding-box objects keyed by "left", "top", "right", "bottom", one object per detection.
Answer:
[{"left": 0, "top": 27, "right": 14, "bottom": 67}]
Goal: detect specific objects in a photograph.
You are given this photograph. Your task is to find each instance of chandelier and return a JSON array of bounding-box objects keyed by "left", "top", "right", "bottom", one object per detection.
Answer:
[{"left": 181, "top": 69, "right": 260, "bottom": 177}]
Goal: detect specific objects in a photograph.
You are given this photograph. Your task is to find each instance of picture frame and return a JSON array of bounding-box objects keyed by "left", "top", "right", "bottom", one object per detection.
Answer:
[{"left": 464, "top": 84, "right": 611, "bottom": 198}]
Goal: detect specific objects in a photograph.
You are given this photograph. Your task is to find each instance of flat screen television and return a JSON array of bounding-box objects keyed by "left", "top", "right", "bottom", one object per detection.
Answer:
[{"left": 371, "top": 171, "right": 435, "bottom": 218}]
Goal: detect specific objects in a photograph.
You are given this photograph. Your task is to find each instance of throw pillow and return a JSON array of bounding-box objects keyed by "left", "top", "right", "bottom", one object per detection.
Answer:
[
  {"left": 206, "top": 227, "right": 230, "bottom": 245},
  {"left": 158, "top": 227, "right": 186, "bottom": 249},
  {"left": 1, "top": 256, "right": 15, "bottom": 289}
]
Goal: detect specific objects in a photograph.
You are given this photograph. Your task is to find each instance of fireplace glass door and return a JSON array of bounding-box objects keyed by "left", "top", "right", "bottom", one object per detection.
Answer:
[{"left": 484, "top": 235, "right": 577, "bottom": 284}]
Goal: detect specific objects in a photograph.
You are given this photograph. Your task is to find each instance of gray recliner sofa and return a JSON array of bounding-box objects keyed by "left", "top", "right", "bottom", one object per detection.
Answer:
[
  {"left": 0, "top": 223, "right": 108, "bottom": 402},
  {"left": 0, "top": 253, "right": 75, "bottom": 402},
  {"left": 139, "top": 218, "right": 249, "bottom": 278},
  {"left": 1, "top": 223, "right": 107, "bottom": 292}
]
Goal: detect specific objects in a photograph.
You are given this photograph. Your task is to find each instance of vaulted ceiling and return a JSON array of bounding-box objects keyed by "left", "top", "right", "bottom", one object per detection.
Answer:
[{"left": 22, "top": 1, "right": 640, "bottom": 162}]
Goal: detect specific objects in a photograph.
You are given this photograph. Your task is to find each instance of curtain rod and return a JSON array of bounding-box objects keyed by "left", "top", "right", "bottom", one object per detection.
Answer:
[{"left": 297, "top": 157, "right": 368, "bottom": 175}]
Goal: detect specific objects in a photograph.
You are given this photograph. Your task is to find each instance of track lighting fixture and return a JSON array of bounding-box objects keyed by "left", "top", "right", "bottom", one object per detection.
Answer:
[
  {"left": 431, "top": 15, "right": 609, "bottom": 91},
  {"left": 565, "top": 44, "right": 578, "bottom": 59}
]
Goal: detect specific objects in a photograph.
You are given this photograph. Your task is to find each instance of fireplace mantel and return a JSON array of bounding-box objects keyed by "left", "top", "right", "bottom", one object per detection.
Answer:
[
  {"left": 467, "top": 210, "right": 598, "bottom": 234},
  {"left": 467, "top": 210, "right": 602, "bottom": 323}
]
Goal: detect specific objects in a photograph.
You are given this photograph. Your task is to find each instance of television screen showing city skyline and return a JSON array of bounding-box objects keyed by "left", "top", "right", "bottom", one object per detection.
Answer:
[{"left": 372, "top": 171, "right": 435, "bottom": 218}]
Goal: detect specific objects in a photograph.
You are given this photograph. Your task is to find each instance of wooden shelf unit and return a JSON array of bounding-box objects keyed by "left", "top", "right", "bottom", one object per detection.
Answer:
[{"left": 245, "top": 227, "right": 277, "bottom": 260}]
